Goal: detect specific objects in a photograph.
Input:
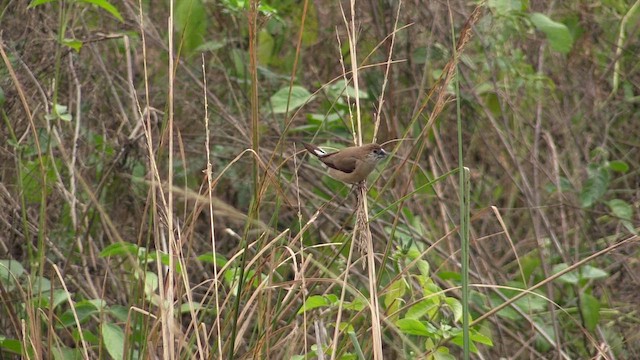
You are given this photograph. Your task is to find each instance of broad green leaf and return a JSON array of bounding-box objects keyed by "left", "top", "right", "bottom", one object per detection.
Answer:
[
  {"left": 102, "top": 323, "right": 125, "bottom": 360},
  {"left": 300, "top": 4, "right": 318, "bottom": 45},
  {"left": 0, "top": 260, "right": 25, "bottom": 283},
  {"left": 52, "top": 346, "right": 84, "bottom": 360},
  {"left": 46, "top": 103, "right": 72, "bottom": 122},
  {"left": 534, "top": 319, "right": 555, "bottom": 352},
  {"left": 553, "top": 263, "right": 608, "bottom": 283},
  {"left": 0, "top": 337, "right": 22, "bottom": 355},
  {"left": 62, "top": 38, "right": 83, "bottom": 52},
  {"left": 270, "top": 86, "right": 314, "bottom": 114},
  {"left": 515, "top": 293, "right": 547, "bottom": 312},
  {"left": 580, "top": 293, "right": 600, "bottom": 331},
  {"left": 195, "top": 41, "right": 226, "bottom": 52},
  {"left": 257, "top": 30, "right": 274, "bottom": 64},
  {"left": 326, "top": 79, "right": 368, "bottom": 101},
  {"left": 297, "top": 294, "right": 338, "bottom": 314},
  {"left": 52, "top": 289, "right": 70, "bottom": 309},
  {"left": 529, "top": 13, "right": 573, "bottom": 54},
  {"left": 384, "top": 279, "right": 406, "bottom": 308},
  {"left": 444, "top": 297, "right": 463, "bottom": 323},
  {"left": 32, "top": 276, "right": 52, "bottom": 293},
  {"left": 175, "top": 0, "right": 207, "bottom": 54},
  {"left": 451, "top": 332, "right": 479, "bottom": 353},
  {"left": 142, "top": 271, "right": 159, "bottom": 296},
  {"left": 579, "top": 167, "right": 609, "bottom": 208},
  {"left": 607, "top": 199, "right": 632, "bottom": 220},
  {"left": 197, "top": 253, "right": 228, "bottom": 267},
  {"left": 580, "top": 265, "right": 608, "bottom": 280},
  {"left": 109, "top": 305, "right": 129, "bottom": 322},
  {"left": 433, "top": 346, "right": 456, "bottom": 360},
  {"left": 100, "top": 242, "right": 139, "bottom": 257},
  {"left": 395, "top": 318, "right": 434, "bottom": 336},
  {"left": 179, "top": 302, "right": 204, "bottom": 314},
  {"left": 58, "top": 300, "right": 101, "bottom": 328},
  {"left": 28, "top": 0, "right": 55, "bottom": 7},
  {"left": 405, "top": 299, "right": 439, "bottom": 320},
  {"left": 407, "top": 249, "right": 430, "bottom": 276},
  {"left": 487, "top": 0, "right": 524, "bottom": 14},
  {"left": 78, "top": 0, "right": 124, "bottom": 22},
  {"left": 609, "top": 160, "right": 629, "bottom": 173},
  {"left": 343, "top": 297, "right": 365, "bottom": 311},
  {"left": 157, "top": 251, "right": 183, "bottom": 274},
  {"left": 339, "top": 322, "right": 355, "bottom": 333},
  {"left": 552, "top": 263, "right": 579, "bottom": 284},
  {"left": 470, "top": 330, "right": 493, "bottom": 346}
]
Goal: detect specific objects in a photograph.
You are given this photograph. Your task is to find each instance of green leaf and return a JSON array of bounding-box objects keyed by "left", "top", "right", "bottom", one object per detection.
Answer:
[
  {"left": 416, "top": 259, "right": 431, "bottom": 277},
  {"left": 451, "top": 332, "right": 479, "bottom": 353},
  {"left": 470, "top": 330, "right": 493, "bottom": 346},
  {"left": 487, "top": 0, "right": 525, "bottom": 14},
  {"left": 197, "top": 252, "right": 228, "bottom": 267},
  {"left": 553, "top": 263, "right": 608, "bottom": 283},
  {"left": 608, "top": 199, "right": 632, "bottom": 220},
  {"left": 444, "top": 297, "right": 463, "bottom": 323},
  {"left": 529, "top": 13, "right": 573, "bottom": 54},
  {"left": 580, "top": 293, "right": 600, "bottom": 331},
  {"left": 142, "top": 271, "right": 159, "bottom": 297},
  {"left": 433, "top": 346, "right": 456, "bottom": 360},
  {"left": 580, "top": 265, "right": 608, "bottom": 280},
  {"left": 58, "top": 300, "right": 101, "bottom": 328},
  {"left": 175, "top": 0, "right": 208, "bottom": 54},
  {"left": 257, "top": 29, "right": 274, "bottom": 64},
  {"left": 28, "top": 0, "right": 55, "bottom": 8},
  {"left": 395, "top": 318, "right": 435, "bottom": 337},
  {"left": 384, "top": 279, "right": 406, "bottom": 308},
  {"left": 270, "top": 86, "right": 314, "bottom": 114},
  {"left": 326, "top": 79, "right": 369, "bottom": 101},
  {"left": 179, "top": 302, "right": 204, "bottom": 314},
  {"left": 0, "top": 337, "right": 22, "bottom": 355},
  {"left": 579, "top": 166, "right": 609, "bottom": 208},
  {"left": 297, "top": 294, "right": 338, "bottom": 314},
  {"left": 51, "top": 289, "right": 70, "bottom": 310},
  {"left": 195, "top": 41, "right": 226, "bottom": 52},
  {"left": 108, "top": 305, "right": 129, "bottom": 322},
  {"left": 101, "top": 323, "right": 125, "bottom": 360},
  {"left": 46, "top": 103, "right": 73, "bottom": 122},
  {"left": 405, "top": 299, "right": 439, "bottom": 320},
  {"left": 62, "top": 38, "right": 83, "bottom": 52},
  {"left": 77, "top": 0, "right": 124, "bottom": 22},
  {"left": 552, "top": 263, "right": 579, "bottom": 284},
  {"left": 0, "top": 260, "right": 25, "bottom": 284},
  {"left": 609, "top": 160, "right": 629, "bottom": 173},
  {"left": 100, "top": 242, "right": 140, "bottom": 257},
  {"left": 52, "top": 346, "right": 84, "bottom": 360},
  {"left": 157, "top": 251, "right": 182, "bottom": 274},
  {"left": 343, "top": 297, "right": 365, "bottom": 311},
  {"left": 608, "top": 199, "right": 636, "bottom": 233},
  {"left": 32, "top": 276, "right": 52, "bottom": 293}
]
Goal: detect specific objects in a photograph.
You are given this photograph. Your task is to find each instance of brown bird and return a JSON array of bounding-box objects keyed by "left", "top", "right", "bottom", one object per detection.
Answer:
[{"left": 303, "top": 142, "right": 388, "bottom": 184}]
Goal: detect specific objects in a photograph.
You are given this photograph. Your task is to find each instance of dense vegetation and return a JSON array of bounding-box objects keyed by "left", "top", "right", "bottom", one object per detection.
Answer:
[{"left": 0, "top": 0, "right": 638, "bottom": 359}]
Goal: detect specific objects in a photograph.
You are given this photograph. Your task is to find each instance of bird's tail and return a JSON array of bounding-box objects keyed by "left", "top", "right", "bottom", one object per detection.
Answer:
[{"left": 302, "top": 142, "right": 327, "bottom": 158}]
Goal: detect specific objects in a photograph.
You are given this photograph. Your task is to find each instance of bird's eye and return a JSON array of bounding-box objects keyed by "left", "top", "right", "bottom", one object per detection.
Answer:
[{"left": 373, "top": 149, "right": 380, "bottom": 154}]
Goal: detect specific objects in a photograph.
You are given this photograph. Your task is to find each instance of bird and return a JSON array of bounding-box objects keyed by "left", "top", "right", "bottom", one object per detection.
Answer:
[{"left": 302, "top": 142, "right": 388, "bottom": 184}]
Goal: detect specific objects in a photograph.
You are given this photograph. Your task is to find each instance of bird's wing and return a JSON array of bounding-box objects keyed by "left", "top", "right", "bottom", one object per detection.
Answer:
[{"left": 321, "top": 155, "right": 358, "bottom": 173}]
